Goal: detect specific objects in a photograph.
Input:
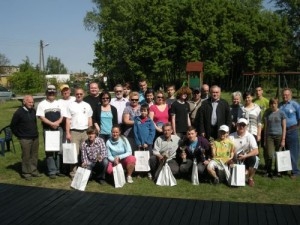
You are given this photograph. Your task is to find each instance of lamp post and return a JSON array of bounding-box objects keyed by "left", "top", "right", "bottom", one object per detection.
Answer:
[{"left": 39, "top": 40, "right": 49, "bottom": 72}]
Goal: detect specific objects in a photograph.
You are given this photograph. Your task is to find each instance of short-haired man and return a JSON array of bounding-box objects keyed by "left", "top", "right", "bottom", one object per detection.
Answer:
[
  {"left": 166, "top": 84, "right": 176, "bottom": 106},
  {"left": 201, "top": 84, "right": 210, "bottom": 100},
  {"left": 149, "top": 123, "right": 180, "bottom": 177},
  {"left": 11, "top": 95, "right": 41, "bottom": 180},
  {"left": 83, "top": 82, "right": 101, "bottom": 114},
  {"left": 188, "top": 87, "right": 202, "bottom": 126},
  {"left": 138, "top": 79, "right": 148, "bottom": 104},
  {"left": 195, "top": 85, "right": 231, "bottom": 139},
  {"left": 110, "top": 84, "right": 129, "bottom": 125},
  {"left": 66, "top": 88, "right": 93, "bottom": 178},
  {"left": 279, "top": 88, "right": 300, "bottom": 179},
  {"left": 229, "top": 118, "right": 259, "bottom": 187},
  {"left": 36, "top": 85, "right": 64, "bottom": 179}
]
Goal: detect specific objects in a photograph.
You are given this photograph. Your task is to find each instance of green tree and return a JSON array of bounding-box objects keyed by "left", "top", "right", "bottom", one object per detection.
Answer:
[
  {"left": 0, "top": 53, "right": 10, "bottom": 66},
  {"left": 8, "top": 57, "right": 45, "bottom": 94},
  {"left": 45, "top": 56, "right": 68, "bottom": 74}
]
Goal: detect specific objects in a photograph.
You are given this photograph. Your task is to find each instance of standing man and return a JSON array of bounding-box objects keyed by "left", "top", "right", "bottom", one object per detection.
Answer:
[
  {"left": 83, "top": 82, "right": 101, "bottom": 115},
  {"left": 36, "top": 85, "right": 64, "bottom": 179},
  {"left": 166, "top": 84, "right": 176, "bottom": 106},
  {"left": 279, "top": 88, "right": 300, "bottom": 178},
  {"left": 188, "top": 87, "right": 202, "bottom": 126},
  {"left": 11, "top": 95, "right": 41, "bottom": 180},
  {"left": 149, "top": 123, "right": 180, "bottom": 177},
  {"left": 66, "top": 87, "right": 93, "bottom": 178},
  {"left": 110, "top": 84, "right": 129, "bottom": 125},
  {"left": 201, "top": 84, "right": 210, "bottom": 100},
  {"left": 138, "top": 78, "right": 148, "bottom": 104},
  {"left": 229, "top": 118, "right": 259, "bottom": 187},
  {"left": 195, "top": 85, "right": 231, "bottom": 140}
]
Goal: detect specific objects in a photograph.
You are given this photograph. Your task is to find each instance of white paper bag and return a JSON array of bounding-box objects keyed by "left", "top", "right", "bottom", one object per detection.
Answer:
[
  {"left": 113, "top": 163, "right": 126, "bottom": 188},
  {"left": 63, "top": 143, "right": 78, "bottom": 164},
  {"left": 134, "top": 151, "right": 150, "bottom": 171},
  {"left": 71, "top": 167, "right": 91, "bottom": 191},
  {"left": 191, "top": 159, "right": 199, "bottom": 185},
  {"left": 230, "top": 164, "right": 245, "bottom": 186},
  {"left": 276, "top": 150, "right": 292, "bottom": 172},
  {"left": 45, "top": 131, "right": 60, "bottom": 151},
  {"left": 156, "top": 163, "right": 177, "bottom": 186}
]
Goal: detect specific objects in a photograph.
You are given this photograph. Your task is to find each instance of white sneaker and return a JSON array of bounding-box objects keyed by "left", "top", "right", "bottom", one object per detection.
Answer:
[
  {"left": 127, "top": 176, "right": 133, "bottom": 183},
  {"left": 147, "top": 172, "right": 152, "bottom": 179}
]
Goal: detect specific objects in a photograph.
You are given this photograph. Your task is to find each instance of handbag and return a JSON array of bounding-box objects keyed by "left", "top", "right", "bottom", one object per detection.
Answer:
[
  {"left": 70, "top": 167, "right": 91, "bottom": 191},
  {"left": 276, "top": 150, "right": 292, "bottom": 172},
  {"left": 63, "top": 142, "right": 78, "bottom": 164},
  {"left": 134, "top": 150, "right": 150, "bottom": 172},
  {"left": 191, "top": 159, "right": 199, "bottom": 185},
  {"left": 156, "top": 163, "right": 177, "bottom": 186},
  {"left": 230, "top": 164, "right": 245, "bottom": 186},
  {"left": 113, "top": 163, "right": 126, "bottom": 188},
  {"left": 45, "top": 130, "right": 60, "bottom": 151}
]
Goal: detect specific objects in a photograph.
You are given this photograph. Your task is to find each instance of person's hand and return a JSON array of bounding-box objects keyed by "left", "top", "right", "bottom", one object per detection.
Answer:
[
  {"left": 238, "top": 154, "right": 247, "bottom": 161},
  {"left": 143, "top": 144, "right": 148, "bottom": 149},
  {"left": 66, "top": 133, "right": 72, "bottom": 141},
  {"left": 181, "top": 152, "right": 187, "bottom": 160},
  {"left": 203, "top": 160, "right": 209, "bottom": 166},
  {"left": 280, "top": 139, "right": 285, "bottom": 148},
  {"left": 157, "top": 155, "right": 164, "bottom": 161},
  {"left": 114, "top": 156, "right": 120, "bottom": 165},
  {"left": 82, "top": 163, "right": 87, "bottom": 168},
  {"left": 256, "top": 135, "right": 261, "bottom": 142}
]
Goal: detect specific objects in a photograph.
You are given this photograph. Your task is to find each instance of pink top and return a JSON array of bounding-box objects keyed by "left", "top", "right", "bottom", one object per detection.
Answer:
[{"left": 149, "top": 104, "right": 169, "bottom": 124}]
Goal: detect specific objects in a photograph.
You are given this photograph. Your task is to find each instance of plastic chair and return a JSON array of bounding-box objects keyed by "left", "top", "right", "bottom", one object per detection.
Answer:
[{"left": 0, "top": 125, "right": 16, "bottom": 153}]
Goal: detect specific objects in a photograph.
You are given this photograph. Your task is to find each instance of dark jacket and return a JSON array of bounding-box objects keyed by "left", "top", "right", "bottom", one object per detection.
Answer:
[
  {"left": 10, "top": 106, "right": 39, "bottom": 139},
  {"left": 92, "top": 104, "right": 118, "bottom": 127},
  {"left": 195, "top": 98, "right": 231, "bottom": 139}
]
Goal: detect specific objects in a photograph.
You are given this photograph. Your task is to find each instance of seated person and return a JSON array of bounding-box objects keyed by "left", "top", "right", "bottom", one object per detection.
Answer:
[
  {"left": 179, "top": 126, "right": 211, "bottom": 180},
  {"left": 106, "top": 125, "right": 136, "bottom": 183},
  {"left": 229, "top": 118, "right": 259, "bottom": 187},
  {"left": 81, "top": 126, "right": 109, "bottom": 184},
  {"left": 207, "top": 125, "right": 235, "bottom": 185},
  {"left": 149, "top": 123, "right": 180, "bottom": 178}
]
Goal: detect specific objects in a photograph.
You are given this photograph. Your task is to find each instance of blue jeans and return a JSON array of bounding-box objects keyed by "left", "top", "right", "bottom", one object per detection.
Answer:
[
  {"left": 286, "top": 128, "right": 300, "bottom": 175},
  {"left": 87, "top": 158, "right": 109, "bottom": 180}
]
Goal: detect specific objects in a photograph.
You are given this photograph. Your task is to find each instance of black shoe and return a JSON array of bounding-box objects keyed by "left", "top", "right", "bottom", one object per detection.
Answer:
[
  {"left": 56, "top": 173, "right": 65, "bottom": 177},
  {"left": 213, "top": 177, "right": 219, "bottom": 185},
  {"left": 98, "top": 179, "right": 107, "bottom": 185},
  {"left": 31, "top": 173, "right": 42, "bottom": 177}
]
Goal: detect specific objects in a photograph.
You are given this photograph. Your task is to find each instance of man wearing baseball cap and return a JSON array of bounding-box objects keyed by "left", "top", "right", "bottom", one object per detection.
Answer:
[{"left": 229, "top": 118, "right": 259, "bottom": 187}]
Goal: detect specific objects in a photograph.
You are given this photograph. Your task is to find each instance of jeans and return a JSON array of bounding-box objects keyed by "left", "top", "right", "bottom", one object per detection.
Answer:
[
  {"left": 87, "top": 158, "right": 109, "bottom": 180},
  {"left": 285, "top": 128, "right": 300, "bottom": 175}
]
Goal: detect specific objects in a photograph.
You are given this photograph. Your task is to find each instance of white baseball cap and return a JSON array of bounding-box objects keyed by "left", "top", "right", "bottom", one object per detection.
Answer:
[
  {"left": 237, "top": 118, "right": 249, "bottom": 125},
  {"left": 219, "top": 125, "right": 229, "bottom": 132}
]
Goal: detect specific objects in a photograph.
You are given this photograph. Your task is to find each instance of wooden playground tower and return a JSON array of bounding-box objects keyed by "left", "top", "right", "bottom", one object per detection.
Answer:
[{"left": 186, "top": 61, "right": 204, "bottom": 88}]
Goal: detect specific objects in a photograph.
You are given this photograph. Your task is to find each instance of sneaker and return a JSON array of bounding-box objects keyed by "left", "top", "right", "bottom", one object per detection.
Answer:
[
  {"left": 49, "top": 174, "right": 56, "bottom": 179},
  {"left": 127, "top": 176, "right": 133, "bottom": 183},
  {"left": 248, "top": 178, "right": 255, "bottom": 187},
  {"left": 147, "top": 172, "right": 152, "bottom": 180},
  {"left": 213, "top": 177, "right": 219, "bottom": 185}
]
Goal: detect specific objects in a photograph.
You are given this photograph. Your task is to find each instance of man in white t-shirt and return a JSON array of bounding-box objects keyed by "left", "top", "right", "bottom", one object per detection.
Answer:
[
  {"left": 66, "top": 87, "right": 93, "bottom": 177},
  {"left": 229, "top": 118, "right": 259, "bottom": 187},
  {"left": 110, "top": 84, "right": 129, "bottom": 125},
  {"left": 36, "top": 84, "right": 64, "bottom": 179}
]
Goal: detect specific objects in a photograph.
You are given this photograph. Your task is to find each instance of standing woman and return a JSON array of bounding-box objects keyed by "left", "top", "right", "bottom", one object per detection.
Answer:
[
  {"left": 93, "top": 91, "right": 118, "bottom": 142},
  {"left": 123, "top": 82, "right": 132, "bottom": 100},
  {"left": 149, "top": 90, "right": 170, "bottom": 136},
  {"left": 123, "top": 91, "right": 141, "bottom": 150},
  {"left": 264, "top": 97, "right": 286, "bottom": 177},
  {"left": 230, "top": 91, "right": 244, "bottom": 133},
  {"left": 106, "top": 125, "right": 136, "bottom": 183},
  {"left": 242, "top": 91, "right": 262, "bottom": 142}
]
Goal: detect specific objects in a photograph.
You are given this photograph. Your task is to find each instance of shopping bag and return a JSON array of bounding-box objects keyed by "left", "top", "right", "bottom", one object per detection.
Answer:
[
  {"left": 230, "top": 164, "right": 245, "bottom": 186},
  {"left": 45, "top": 130, "right": 60, "bottom": 151},
  {"left": 63, "top": 143, "right": 78, "bottom": 164},
  {"left": 220, "top": 160, "right": 231, "bottom": 183},
  {"left": 156, "top": 163, "right": 177, "bottom": 186},
  {"left": 70, "top": 167, "right": 91, "bottom": 191},
  {"left": 191, "top": 159, "right": 199, "bottom": 185},
  {"left": 276, "top": 150, "right": 292, "bottom": 172},
  {"left": 113, "top": 163, "right": 126, "bottom": 188},
  {"left": 134, "top": 150, "right": 150, "bottom": 171}
]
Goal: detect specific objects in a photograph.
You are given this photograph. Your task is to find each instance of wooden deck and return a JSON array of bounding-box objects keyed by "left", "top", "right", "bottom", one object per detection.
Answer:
[{"left": 0, "top": 183, "right": 299, "bottom": 225}]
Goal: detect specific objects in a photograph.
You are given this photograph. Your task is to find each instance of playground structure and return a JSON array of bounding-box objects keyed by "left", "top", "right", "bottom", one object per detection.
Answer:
[
  {"left": 242, "top": 72, "right": 300, "bottom": 97},
  {"left": 186, "top": 61, "right": 204, "bottom": 89}
]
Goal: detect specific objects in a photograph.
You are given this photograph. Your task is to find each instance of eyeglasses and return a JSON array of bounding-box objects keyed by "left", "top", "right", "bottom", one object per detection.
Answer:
[
  {"left": 131, "top": 99, "right": 139, "bottom": 102},
  {"left": 76, "top": 93, "right": 83, "bottom": 96}
]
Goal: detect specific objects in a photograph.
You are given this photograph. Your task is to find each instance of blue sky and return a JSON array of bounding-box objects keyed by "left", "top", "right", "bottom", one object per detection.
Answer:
[{"left": 0, "top": 0, "right": 274, "bottom": 75}]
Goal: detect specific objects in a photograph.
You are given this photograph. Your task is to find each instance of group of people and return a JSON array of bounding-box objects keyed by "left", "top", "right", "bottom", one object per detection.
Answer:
[{"left": 9, "top": 79, "right": 299, "bottom": 188}]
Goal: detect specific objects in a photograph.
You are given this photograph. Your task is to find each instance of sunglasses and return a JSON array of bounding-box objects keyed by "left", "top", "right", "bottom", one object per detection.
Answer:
[
  {"left": 157, "top": 96, "right": 164, "bottom": 99},
  {"left": 237, "top": 123, "right": 247, "bottom": 127},
  {"left": 102, "top": 98, "right": 109, "bottom": 100},
  {"left": 131, "top": 99, "right": 139, "bottom": 102}
]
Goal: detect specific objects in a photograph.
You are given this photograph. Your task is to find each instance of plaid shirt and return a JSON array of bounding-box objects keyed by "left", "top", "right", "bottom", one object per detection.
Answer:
[{"left": 81, "top": 137, "right": 107, "bottom": 165}]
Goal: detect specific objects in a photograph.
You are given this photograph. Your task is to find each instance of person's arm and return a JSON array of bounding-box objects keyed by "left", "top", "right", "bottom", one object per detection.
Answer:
[
  {"left": 123, "top": 113, "right": 134, "bottom": 126},
  {"left": 281, "top": 117, "right": 286, "bottom": 147},
  {"left": 66, "top": 117, "right": 72, "bottom": 141},
  {"left": 118, "top": 136, "right": 132, "bottom": 159},
  {"left": 81, "top": 142, "right": 89, "bottom": 166},
  {"left": 256, "top": 111, "right": 262, "bottom": 142},
  {"left": 10, "top": 110, "right": 20, "bottom": 136},
  {"left": 88, "top": 117, "right": 93, "bottom": 127}
]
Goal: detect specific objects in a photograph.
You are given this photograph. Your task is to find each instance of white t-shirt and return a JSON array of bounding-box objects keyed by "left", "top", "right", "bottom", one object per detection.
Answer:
[
  {"left": 36, "top": 99, "right": 61, "bottom": 118},
  {"left": 110, "top": 97, "right": 129, "bottom": 124},
  {"left": 66, "top": 101, "right": 93, "bottom": 130},
  {"left": 229, "top": 131, "right": 258, "bottom": 155},
  {"left": 57, "top": 96, "right": 76, "bottom": 117}
]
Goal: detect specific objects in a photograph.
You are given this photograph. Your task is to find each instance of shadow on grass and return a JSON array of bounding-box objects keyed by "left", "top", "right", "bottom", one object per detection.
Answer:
[{"left": 6, "top": 159, "right": 47, "bottom": 177}]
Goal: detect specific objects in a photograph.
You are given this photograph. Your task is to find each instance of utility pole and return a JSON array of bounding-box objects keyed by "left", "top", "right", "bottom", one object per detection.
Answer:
[{"left": 39, "top": 40, "right": 49, "bottom": 71}]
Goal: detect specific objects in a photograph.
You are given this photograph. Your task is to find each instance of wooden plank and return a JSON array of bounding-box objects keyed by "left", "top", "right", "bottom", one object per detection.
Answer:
[
  {"left": 247, "top": 203, "right": 258, "bottom": 225},
  {"left": 209, "top": 201, "right": 222, "bottom": 225},
  {"left": 273, "top": 204, "right": 288, "bottom": 225},
  {"left": 163, "top": 198, "right": 186, "bottom": 225},
  {"left": 264, "top": 204, "right": 278, "bottom": 225},
  {"left": 189, "top": 200, "right": 205, "bottom": 225},
  {"left": 138, "top": 196, "right": 166, "bottom": 225},
  {"left": 237, "top": 202, "right": 248, "bottom": 225},
  {"left": 280, "top": 205, "right": 298, "bottom": 225},
  {"left": 218, "top": 201, "right": 230, "bottom": 225},
  {"left": 255, "top": 203, "right": 268, "bottom": 225},
  {"left": 178, "top": 199, "right": 196, "bottom": 225},
  {"left": 228, "top": 202, "right": 239, "bottom": 225},
  {"left": 147, "top": 196, "right": 172, "bottom": 225},
  {"left": 199, "top": 200, "right": 213, "bottom": 225},
  {"left": 289, "top": 205, "right": 300, "bottom": 225}
]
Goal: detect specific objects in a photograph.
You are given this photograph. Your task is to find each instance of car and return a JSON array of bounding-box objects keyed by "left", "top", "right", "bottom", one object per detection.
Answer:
[{"left": 0, "top": 86, "right": 14, "bottom": 100}]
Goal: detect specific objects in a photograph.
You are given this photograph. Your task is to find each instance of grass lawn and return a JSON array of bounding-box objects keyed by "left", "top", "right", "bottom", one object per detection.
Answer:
[{"left": 0, "top": 99, "right": 300, "bottom": 205}]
